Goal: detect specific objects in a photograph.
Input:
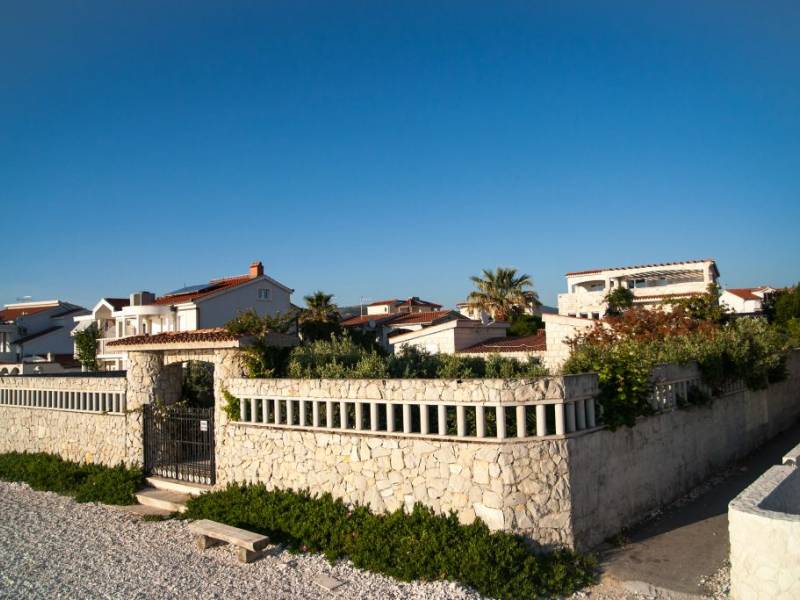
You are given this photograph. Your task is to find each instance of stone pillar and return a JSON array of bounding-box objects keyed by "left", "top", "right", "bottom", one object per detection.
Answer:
[
  {"left": 212, "top": 348, "right": 247, "bottom": 487},
  {"left": 124, "top": 351, "right": 164, "bottom": 468}
]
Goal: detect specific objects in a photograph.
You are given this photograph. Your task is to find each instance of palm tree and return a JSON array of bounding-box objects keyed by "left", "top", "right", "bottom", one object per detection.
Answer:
[
  {"left": 300, "top": 291, "right": 340, "bottom": 324},
  {"left": 467, "top": 267, "right": 540, "bottom": 321}
]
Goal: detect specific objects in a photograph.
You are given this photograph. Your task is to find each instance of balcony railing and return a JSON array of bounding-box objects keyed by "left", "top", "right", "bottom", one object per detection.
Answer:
[{"left": 97, "top": 337, "right": 124, "bottom": 356}]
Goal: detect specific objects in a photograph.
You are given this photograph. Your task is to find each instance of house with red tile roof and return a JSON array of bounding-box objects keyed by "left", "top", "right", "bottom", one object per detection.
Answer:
[
  {"left": 720, "top": 286, "right": 775, "bottom": 315},
  {"left": 73, "top": 261, "right": 294, "bottom": 370},
  {"left": 558, "top": 258, "right": 720, "bottom": 319},
  {"left": 0, "top": 299, "right": 89, "bottom": 375}
]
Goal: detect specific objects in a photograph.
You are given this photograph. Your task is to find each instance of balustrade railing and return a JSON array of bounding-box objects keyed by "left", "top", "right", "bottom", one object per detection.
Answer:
[
  {"left": 0, "top": 386, "right": 126, "bottom": 414},
  {"left": 231, "top": 394, "right": 599, "bottom": 441}
]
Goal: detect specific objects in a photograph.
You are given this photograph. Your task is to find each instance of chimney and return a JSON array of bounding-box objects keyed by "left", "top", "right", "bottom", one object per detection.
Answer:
[{"left": 249, "top": 261, "right": 264, "bottom": 279}]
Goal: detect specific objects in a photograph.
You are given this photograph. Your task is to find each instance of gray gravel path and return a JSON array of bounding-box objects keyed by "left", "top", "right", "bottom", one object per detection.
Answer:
[{"left": 0, "top": 482, "right": 482, "bottom": 600}]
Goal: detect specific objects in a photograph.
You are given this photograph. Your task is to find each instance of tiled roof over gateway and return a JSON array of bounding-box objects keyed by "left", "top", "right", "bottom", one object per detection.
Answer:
[{"left": 106, "top": 328, "right": 241, "bottom": 346}]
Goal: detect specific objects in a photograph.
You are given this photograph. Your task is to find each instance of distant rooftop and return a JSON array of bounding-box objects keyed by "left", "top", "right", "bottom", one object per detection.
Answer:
[{"left": 566, "top": 258, "right": 717, "bottom": 277}]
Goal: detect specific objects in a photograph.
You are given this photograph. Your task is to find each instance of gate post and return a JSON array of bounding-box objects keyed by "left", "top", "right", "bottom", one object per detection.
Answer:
[{"left": 125, "top": 351, "right": 164, "bottom": 468}]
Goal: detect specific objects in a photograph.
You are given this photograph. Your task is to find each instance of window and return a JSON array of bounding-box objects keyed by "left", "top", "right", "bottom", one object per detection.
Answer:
[
  {"left": 258, "top": 288, "right": 270, "bottom": 300},
  {"left": 591, "top": 312, "right": 600, "bottom": 320}
]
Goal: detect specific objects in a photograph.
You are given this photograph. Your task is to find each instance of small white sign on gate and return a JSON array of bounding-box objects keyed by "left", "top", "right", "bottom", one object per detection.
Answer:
[{"left": 199, "top": 420, "right": 208, "bottom": 432}]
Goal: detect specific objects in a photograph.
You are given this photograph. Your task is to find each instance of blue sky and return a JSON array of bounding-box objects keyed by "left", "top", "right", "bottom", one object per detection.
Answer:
[{"left": 1, "top": 1, "right": 798, "bottom": 310}]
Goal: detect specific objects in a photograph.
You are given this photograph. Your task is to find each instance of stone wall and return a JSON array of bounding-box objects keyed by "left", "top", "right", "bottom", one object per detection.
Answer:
[
  {"left": 219, "top": 376, "right": 596, "bottom": 549},
  {"left": 567, "top": 351, "right": 800, "bottom": 550},
  {"left": 0, "top": 375, "right": 130, "bottom": 466}
]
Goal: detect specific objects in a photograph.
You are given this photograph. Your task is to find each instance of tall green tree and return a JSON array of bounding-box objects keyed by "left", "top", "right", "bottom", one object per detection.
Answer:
[
  {"left": 604, "top": 287, "right": 634, "bottom": 317},
  {"left": 467, "top": 267, "right": 540, "bottom": 321},
  {"left": 299, "top": 291, "right": 341, "bottom": 342},
  {"left": 73, "top": 324, "right": 101, "bottom": 371}
]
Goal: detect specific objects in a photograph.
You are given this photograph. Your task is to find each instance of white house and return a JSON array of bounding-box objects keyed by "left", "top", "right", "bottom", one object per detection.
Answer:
[
  {"left": 74, "top": 261, "right": 294, "bottom": 370},
  {"left": 558, "top": 258, "right": 720, "bottom": 319},
  {"left": 0, "top": 300, "right": 88, "bottom": 375},
  {"left": 390, "top": 318, "right": 510, "bottom": 356},
  {"left": 720, "top": 287, "right": 775, "bottom": 315}
]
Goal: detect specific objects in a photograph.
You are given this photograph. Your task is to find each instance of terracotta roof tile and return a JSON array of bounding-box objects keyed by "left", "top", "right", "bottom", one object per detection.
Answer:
[
  {"left": 389, "top": 310, "right": 463, "bottom": 325},
  {"left": 0, "top": 305, "right": 55, "bottom": 321},
  {"left": 341, "top": 313, "right": 402, "bottom": 327},
  {"left": 459, "top": 332, "right": 547, "bottom": 354},
  {"left": 152, "top": 275, "right": 251, "bottom": 305},
  {"left": 368, "top": 297, "right": 442, "bottom": 308},
  {"left": 725, "top": 288, "right": 762, "bottom": 301},
  {"left": 566, "top": 258, "right": 716, "bottom": 277},
  {"left": 106, "top": 328, "right": 241, "bottom": 346}
]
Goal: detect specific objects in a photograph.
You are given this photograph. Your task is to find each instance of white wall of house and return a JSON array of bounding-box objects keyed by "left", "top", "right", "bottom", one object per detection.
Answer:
[
  {"left": 542, "top": 313, "right": 596, "bottom": 371},
  {"left": 391, "top": 321, "right": 508, "bottom": 355},
  {"left": 196, "top": 277, "right": 292, "bottom": 329},
  {"left": 720, "top": 291, "right": 764, "bottom": 314}
]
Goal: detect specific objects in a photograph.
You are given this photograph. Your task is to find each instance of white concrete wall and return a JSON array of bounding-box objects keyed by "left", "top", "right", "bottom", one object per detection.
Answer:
[
  {"left": 567, "top": 351, "right": 800, "bottom": 550},
  {"left": 729, "top": 464, "right": 800, "bottom": 600},
  {"left": 542, "top": 313, "right": 595, "bottom": 371}
]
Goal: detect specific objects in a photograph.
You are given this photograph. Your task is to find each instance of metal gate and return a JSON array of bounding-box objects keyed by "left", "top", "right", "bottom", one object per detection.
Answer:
[{"left": 144, "top": 404, "right": 215, "bottom": 485}]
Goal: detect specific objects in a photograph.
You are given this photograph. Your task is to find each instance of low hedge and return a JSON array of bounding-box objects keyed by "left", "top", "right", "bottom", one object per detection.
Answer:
[
  {"left": 0, "top": 452, "right": 142, "bottom": 505},
  {"left": 183, "top": 485, "right": 594, "bottom": 599}
]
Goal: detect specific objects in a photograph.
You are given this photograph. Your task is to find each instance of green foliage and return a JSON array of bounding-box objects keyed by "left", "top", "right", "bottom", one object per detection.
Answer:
[
  {"left": 73, "top": 323, "right": 101, "bottom": 371},
  {"left": 181, "top": 361, "right": 214, "bottom": 407},
  {"left": 299, "top": 291, "right": 342, "bottom": 343},
  {"left": 665, "top": 284, "right": 728, "bottom": 323},
  {"left": 506, "top": 314, "right": 543, "bottom": 337},
  {"left": 467, "top": 267, "right": 540, "bottom": 321},
  {"left": 564, "top": 308, "right": 790, "bottom": 429},
  {"left": 221, "top": 389, "right": 241, "bottom": 421},
  {"left": 183, "top": 484, "right": 595, "bottom": 599},
  {"left": 225, "top": 309, "right": 298, "bottom": 377},
  {"left": 286, "top": 341, "right": 549, "bottom": 380},
  {"left": 0, "top": 452, "right": 141, "bottom": 505},
  {"left": 765, "top": 284, "right": 800, "bottom": 347},
  {"left": 604, "top": 287, "right": 634, "bottom": 317}
]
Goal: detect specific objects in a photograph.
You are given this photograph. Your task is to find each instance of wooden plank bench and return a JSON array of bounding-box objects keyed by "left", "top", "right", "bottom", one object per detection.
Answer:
[{"left": 188, "top": 519, "right": 270, "bottom": 563}]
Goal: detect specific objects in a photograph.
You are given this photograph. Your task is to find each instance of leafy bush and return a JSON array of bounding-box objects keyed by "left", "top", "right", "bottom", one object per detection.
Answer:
[
  {"left": 563, "top": 307, "right": 790, "bottom": 429},
  {"left": 0, "top": 452, "right": 142, "bottom": 505},
  {"left": 285, "top": 336, "right": 549, "bottom": 380},
  {"left": 506, "top": 314, "right": 543, "bottom": 337},
  {"left": 73, "top": 323, "right": 101, "bottom": 371},
  {"left": 221, "top": 388, "right": 241, "bottom": 421},
  {"left": 184, "top": 484, "right": 594, "bottom": 599}
]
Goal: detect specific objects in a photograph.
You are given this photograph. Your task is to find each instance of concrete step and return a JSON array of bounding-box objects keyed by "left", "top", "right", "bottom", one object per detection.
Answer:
[
  {"left": 135, "top": 488, "right": 191, "bottom": 514},
  {"left": 144, "top": 476, "right": 212, "bottom": 497},
  {"left": 115, "top": 504, "right": 174, "bottom": 518}
]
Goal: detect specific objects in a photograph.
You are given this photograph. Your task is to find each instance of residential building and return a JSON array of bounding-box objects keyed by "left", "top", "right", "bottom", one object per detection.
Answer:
[
  {"left": 390, "top": 318, "right": 510, "bottom": 355},
  {"left": 558, "top": 259, "right": 719, "bottom": 319},
  {"left": 0, "top": 300, "right": 88, "bottom": 375},
  {"left": 365, "top": 297, "right": 442, "bottom": 316},
  {"left": 74, "top": 261, "right": 293, "bottom": 370},
  {"left": 457, "top": 330, "right": 547, "bottom": 363},
  {"left": 720, "top": 287, "right": 775, "bottom": 315},
  {"left": 341, "top": 308, "right": 461, "bottom": 351}
]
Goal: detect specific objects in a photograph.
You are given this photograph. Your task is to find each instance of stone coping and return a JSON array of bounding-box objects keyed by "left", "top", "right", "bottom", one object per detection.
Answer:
[
  {"left": 729, "top": 465, "right": 800, "bottom": 523},
  {"left": 782, "top": 442, "right": 800, "bottom": 466}
]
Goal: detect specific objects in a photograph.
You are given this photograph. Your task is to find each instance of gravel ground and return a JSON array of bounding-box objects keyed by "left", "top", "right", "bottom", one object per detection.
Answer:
[
  {"left": 0, "top": 481, "right": 706, "bottom": 600},
  {"left": 0, "top": 482, "right": 482, "bottom": 600}
]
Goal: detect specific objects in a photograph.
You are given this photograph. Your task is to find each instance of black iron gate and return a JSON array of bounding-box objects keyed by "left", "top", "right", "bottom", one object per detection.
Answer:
[{"left": 144, "top": 405, "right": 215, "bottom": 485}]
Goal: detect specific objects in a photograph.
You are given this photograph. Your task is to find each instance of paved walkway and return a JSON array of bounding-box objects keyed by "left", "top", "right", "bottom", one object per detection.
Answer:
[{"left": 601, "top": 421, "right": 800, "bottom": 598}]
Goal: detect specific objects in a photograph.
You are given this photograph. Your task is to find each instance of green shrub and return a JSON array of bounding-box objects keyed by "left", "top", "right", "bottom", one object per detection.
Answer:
[
  {"left": 0, "top": 452, "right": 142, "bottom": 505},
  {"left": 221, "top": 388, "right": 241, "bottom": 421},
  {"left": 184, "top": 484, "right": 595, "bottom": 599},
  {"left": 564, "top": 308, "right": 790, "bottom": 429}
]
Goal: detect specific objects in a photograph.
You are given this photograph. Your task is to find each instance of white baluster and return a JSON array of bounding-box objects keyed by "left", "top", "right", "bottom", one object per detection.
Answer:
[
  {"left": 576, "top": 399, "right": 586, "bottom": 430},
  {"left": 536, "top": 404, "right": 547, "bottom": 437},
  {"left": 438, "top": 405, "right": 447, "bottom": 436},
  {"left": 340, "top": 401, "right": 348, "bottom": 429},
  {"left": 496, "top": 405, "right": 506, "bottom": 439},
  {"left": 370, "top": 402, "right": 378, "bottom": 431},
  {"left": 555, "top": 403, "right": 566, "bottom": 435},
  {"left": 402, "top": 404, "right": 411, "bottom": 434},
  {"left": 566, "top": 402, "right": 576, "bottom": 433},
  {"left": 312, "top": 401, "right": 320, "bottom": 427},
  {"left": 475, "top": 406, "right": 486, "bottom": 438},
  {"left": 456, "top": 406, "right": 466, "bottom": 437},
  {"left": 516, "top": 405, "right": 526, "bottom": 437},
  {"left": 354, "top": 402, "right": 363, "bottom": 431},
  {"left": 326, "top": 400, "right": 334, "bottom": 428},
  {"left": 420, "top": 404, "right": 429, "bottom": 435},
  {"left": 386, "top": 403, "right": 395, "bottom": 433},
  {"left": 287, "top": 399, "right": 295, "bottom": 425},
  {"left": 586, "top": 398, "right": 596, "bottom": 428},
  {"left": 239, "top": 397, "right": 247, "bottom": 422},
  {"left": 299, "top": 400, "right": 306, "bottom": 427},
  {"left": 274, "top": 399, "right": 281, "bottom": 425}
]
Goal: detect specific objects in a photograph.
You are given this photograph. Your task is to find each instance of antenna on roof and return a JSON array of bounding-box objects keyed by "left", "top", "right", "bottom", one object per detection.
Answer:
[{"left": 360, "top": 296, "right": 372, "bottom": 318}]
